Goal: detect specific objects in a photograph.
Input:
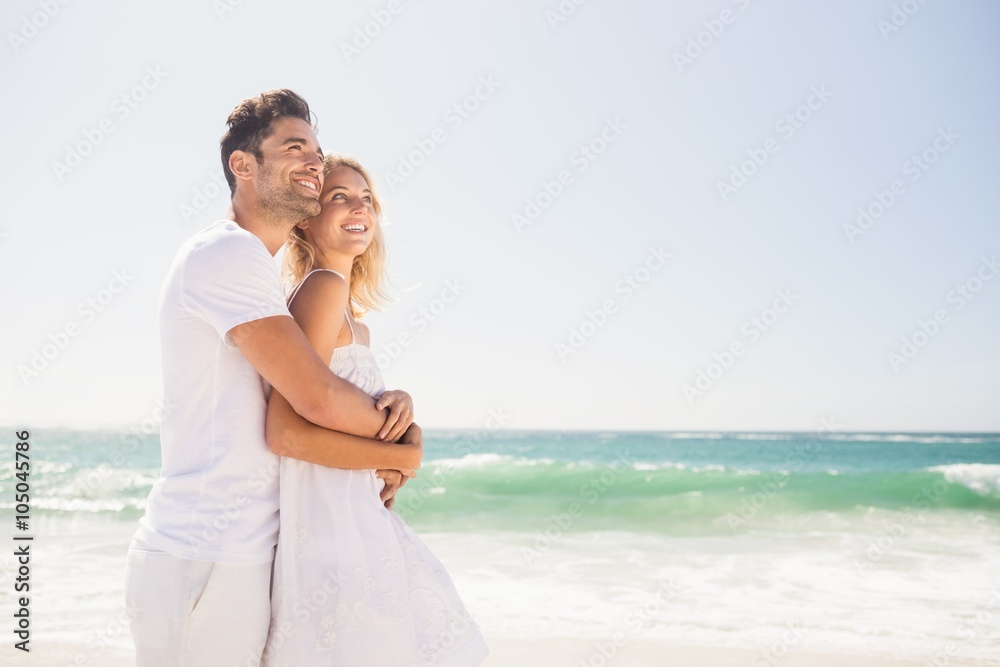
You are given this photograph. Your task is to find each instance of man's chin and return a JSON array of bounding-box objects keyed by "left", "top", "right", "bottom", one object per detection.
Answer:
[
  {"left": 260, "top": 195, "right": 322, "bottom": 226},
  {"left": 284, "top": 196, "right": 321, "bottom": 220},
  {"left": 291, "top": 191, "right": 322, "bottom": 217},
  {"left": 303, "top": 200, "right": 322, "bottom": 218}
]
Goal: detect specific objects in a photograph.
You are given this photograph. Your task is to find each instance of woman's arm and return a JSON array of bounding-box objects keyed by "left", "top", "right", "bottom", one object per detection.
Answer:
[{"left": 267, "top": 389, "right": 421, "bottom": 472}]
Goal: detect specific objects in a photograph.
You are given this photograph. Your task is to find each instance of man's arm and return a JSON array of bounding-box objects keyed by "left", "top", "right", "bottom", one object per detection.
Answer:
[
  {"left": 232, "top": 314, "right": 386, "bottom": 438},
  {"left": 240, "top": 270, "right": 416, "bottom": 472}
]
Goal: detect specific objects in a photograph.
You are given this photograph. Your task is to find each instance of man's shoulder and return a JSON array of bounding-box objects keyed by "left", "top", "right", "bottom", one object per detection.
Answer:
[
  {"left": 160, "top": 220, "right": 286, "bottom": 319},
  {"left": 183, "top": 220, "right": 262, "bottom": 257},
  {"left": 171, "top": 221, "right": 273, "bottom": 278}
]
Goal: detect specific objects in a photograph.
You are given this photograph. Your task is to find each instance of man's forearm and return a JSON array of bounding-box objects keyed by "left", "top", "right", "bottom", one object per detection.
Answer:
[
  {"left": 297, "top": 371, "right": 387, "bottom": 438},
  {"left": 268, "top": 391, "right": 420, "bottom": 470}
]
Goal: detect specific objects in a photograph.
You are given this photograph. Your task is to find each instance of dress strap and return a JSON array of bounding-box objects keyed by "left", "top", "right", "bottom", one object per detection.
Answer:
[
  {"left": 287, "top": 268, "right": 348, "bottom": 306},
  {"left": 345, "top": 310, "right": 356, "bottom": 345}
]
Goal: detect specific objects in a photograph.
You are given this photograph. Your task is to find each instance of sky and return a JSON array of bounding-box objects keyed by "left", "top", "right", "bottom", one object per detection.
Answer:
[{"left": 1, "top": 0, "right": 998, "bottom": 432}]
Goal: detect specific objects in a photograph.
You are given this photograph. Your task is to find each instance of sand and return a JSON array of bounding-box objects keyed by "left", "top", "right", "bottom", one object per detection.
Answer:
[{"left": 14, "top": 636, "right": 996, "bottom": 667}]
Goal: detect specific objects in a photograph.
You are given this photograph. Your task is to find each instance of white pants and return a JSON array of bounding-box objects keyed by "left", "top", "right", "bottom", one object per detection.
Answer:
[{"left": 125, "top": 538, "right": 273, "bottom": 667}]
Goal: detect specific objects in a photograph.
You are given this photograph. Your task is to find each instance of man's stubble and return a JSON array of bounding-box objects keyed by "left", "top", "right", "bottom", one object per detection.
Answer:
[{"left": 256, "top": 158, "right": 322, "bottom": 230}]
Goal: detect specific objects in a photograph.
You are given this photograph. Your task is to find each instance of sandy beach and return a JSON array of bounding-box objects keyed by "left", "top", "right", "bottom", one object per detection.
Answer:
[
  {"left": 5, "top": 516, "right": 996, "bottom": 667},
  {"left": 482, "top": 637, "right": 953, "bottom": 666},
  {"left": 15, "top": 636, "right": 995, "bottom": 667}
]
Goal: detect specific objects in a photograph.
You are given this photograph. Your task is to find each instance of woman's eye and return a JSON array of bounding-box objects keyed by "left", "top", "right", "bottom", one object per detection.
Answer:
[{"left": 363, "top": 196, "right": 372, "bottom": 203}]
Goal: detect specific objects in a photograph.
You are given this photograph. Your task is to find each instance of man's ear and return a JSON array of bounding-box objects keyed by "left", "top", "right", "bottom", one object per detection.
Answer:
[
  {"left": 228, "top": 150, "right": 255, "bottom": 186},
  {"left": 295, "top": 219, "right": 310, "bottom": 230}
]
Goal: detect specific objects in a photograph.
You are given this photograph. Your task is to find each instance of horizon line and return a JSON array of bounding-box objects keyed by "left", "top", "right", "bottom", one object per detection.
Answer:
[{"left": 3, "top": 423, "right": 998, "bottom": 436}]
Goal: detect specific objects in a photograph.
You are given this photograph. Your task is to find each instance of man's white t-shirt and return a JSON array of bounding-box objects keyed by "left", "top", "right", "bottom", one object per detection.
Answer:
[{"left": 135, "top": 220, "right": 291, "bottom": 564}]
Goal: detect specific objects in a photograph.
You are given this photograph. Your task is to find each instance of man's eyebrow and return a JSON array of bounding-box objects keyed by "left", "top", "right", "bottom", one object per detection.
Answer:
[{"left": 279, "top": 137, "right": 312, "bottom": 146}]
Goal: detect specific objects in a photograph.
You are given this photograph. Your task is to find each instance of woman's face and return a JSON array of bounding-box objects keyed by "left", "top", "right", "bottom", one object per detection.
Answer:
[{"left": 299, "top": 165, "right": 376, "bottom": 259}]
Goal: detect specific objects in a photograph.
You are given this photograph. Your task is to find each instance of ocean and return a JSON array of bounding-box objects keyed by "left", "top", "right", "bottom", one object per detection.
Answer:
[{"left": 2, "top": 428, "right": 999, "bottom": 664}]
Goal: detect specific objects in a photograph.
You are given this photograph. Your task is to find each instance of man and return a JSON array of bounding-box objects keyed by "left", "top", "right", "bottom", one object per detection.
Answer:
[{"left": 125, "top": 89, "right": 419, "bottom": 666}]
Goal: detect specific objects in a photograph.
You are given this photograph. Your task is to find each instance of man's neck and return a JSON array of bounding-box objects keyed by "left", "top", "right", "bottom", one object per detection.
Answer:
[{"left": 229, "top": 198, "right": 292, "bottom": 256}]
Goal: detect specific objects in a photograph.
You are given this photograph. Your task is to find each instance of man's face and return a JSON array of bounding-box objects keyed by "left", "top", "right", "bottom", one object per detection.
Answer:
[{"left": 253, "top": 116, "right": 324, "bottom": 223}]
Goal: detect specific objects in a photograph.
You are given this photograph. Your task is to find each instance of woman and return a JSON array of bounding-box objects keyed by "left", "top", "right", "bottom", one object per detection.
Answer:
[{"left": 261, "top": 155, "right": 489, "bottom": 666}]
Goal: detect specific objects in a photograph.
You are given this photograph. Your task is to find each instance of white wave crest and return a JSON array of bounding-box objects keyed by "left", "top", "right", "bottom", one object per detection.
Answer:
[
  {"left": 926, "top": 464, "right": 1000, "bottom": 498},
  {"left": 825, "top": 433, "right": 995, "bottom": 444},
  {"left": 425, "top": 453, "right": 558, "bottom": 469}
]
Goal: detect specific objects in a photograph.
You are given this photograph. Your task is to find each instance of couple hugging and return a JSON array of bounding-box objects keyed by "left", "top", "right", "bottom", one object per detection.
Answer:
[{"left": 125, "top": 89, "right": 489, "bottom": 667}]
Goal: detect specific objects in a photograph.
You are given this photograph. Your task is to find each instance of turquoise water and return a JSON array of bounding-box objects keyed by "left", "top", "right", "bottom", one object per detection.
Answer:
[
  {"left": 395, "top": 430, "right": 1000, "bottom": 532},
  {"left": 3, "top": 429, "right": 999, "bottom": 532}
]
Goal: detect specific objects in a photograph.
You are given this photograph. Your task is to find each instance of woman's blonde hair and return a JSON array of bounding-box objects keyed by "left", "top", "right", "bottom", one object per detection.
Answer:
[{"left": 283, "top": 154, "right": 393, "bottom": 318}]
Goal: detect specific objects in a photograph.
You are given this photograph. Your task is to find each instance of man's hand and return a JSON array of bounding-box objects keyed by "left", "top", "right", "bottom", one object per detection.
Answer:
[
  {"left": 376, "top": 389, "right": 414, "bottom": 442},
  {"left": 375, "top": 469, "right": 405, "bottom": 510}
]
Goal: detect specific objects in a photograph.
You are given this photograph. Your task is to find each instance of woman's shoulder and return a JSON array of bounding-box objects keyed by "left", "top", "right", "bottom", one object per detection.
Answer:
[
  {"left": 288, "top": 270, "right": 350, "bottom": 315},
  {"left": 291, "top": 269, "right": 348, "bottom": 298}
]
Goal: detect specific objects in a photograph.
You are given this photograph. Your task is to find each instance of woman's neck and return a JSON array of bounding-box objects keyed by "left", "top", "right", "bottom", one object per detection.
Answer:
[{"left": 313, "top": 252, "right": 354, "bottom": 285}]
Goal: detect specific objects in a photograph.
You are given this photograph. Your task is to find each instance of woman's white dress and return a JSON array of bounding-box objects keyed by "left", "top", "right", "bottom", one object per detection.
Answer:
[{"left": 262, "top": 270, "right": 489, "bottom": 667}]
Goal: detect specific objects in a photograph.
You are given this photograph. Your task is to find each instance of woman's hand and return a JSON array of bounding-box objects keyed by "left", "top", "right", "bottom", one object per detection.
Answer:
[
  {"left": 376, "top": 389, "right": 414, "bottom": 442},
  {"left": 397, "top": 422, "right": 423, "bottom": 474}
]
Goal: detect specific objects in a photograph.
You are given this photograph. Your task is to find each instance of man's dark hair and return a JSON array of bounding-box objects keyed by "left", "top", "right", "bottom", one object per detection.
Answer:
[{"left": 220, "top": 89, "right": 313, "bottom": 195}]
